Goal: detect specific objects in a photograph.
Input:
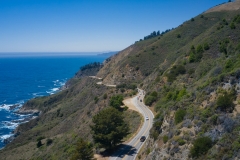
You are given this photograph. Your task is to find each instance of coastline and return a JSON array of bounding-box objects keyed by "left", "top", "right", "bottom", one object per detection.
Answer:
[{"left": 0, "top": 84, "right": 63, "bottom": 148}]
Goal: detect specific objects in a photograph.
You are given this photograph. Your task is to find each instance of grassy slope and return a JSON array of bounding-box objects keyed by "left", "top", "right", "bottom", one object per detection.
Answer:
[
  {"left": 0, "top": 77, "right": 141, "bottom": 160},
  {"left": 96, "top": 8, "right": 240, "bottom": 160}
]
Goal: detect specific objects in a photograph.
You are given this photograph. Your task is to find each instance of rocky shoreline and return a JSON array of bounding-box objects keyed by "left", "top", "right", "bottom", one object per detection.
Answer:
[{"left": 1, "top": 104, "right": 41, "bottom": 146}]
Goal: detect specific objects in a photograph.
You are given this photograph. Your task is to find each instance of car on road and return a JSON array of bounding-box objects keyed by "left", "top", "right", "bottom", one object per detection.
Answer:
[
  {"left": 145, "top": 116, "right": 149, "bottom": 120},
  {"left": 140, "top": 136, "right": 146, "bottom": 142}
]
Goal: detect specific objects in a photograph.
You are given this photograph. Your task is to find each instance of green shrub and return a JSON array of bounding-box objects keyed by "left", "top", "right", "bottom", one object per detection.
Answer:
[
  {"left": 196, "top": 45, "right": 204, "bottom": 54},
  {"left": 230, "top": 22, "right": 236, "bottom": 29},
  {"left": 203, "top": 42, "right": 210, "bottom": 50},
  {"left": 144, "top": 96, "right": 157, "bottom": 106},
  {"left": 94, "top": 97, "right": 99, "bottom": 104},
  {"left": 175, "top": 109, "right": 186, "bottom": 124},
  {"left": 189, "top": 52, "right": 196, "bottom": 63},
  {"left": 190, "top": 136, "right": 212, "bottom": 158},
  {"left": 150, "top": 91, "right": 158, "bottom": 97},
  {"left": 225, "top": 59, "right": 234, "bottom": 69},
  {"left": 146, "top": 148, "right": 151, "bottom": 155},
  {"left": 232, "top": 140, "right": 240, "bottom": 151},
  {"left": 219, "top": 43, "right": 227, "bottom": 55},
  {"left": 37, "top": 140, "right": 42, "bottom": 148},
  {"left": 103, "top": 93, "right": 107, "bottom": 99},
  {"left": 176, "top": 88, "right": 187, "bottom": 101},
  {"left": 163, "top": 135, "right": 168, "bottom": 143},
  {"left": 109, "top": 95, "right": 124, "bottom": 110},
  {"left": 210, "top": 115, "right": 218, "bottom": 125},
  {"left": 46, "top": 139, "right": 53, "bottom": 146},
  {"left": 216, "top": 92, "right": 235, "bottom": 112},
  {"left": 189, "top": 44, "right": 203, "bottom": 62},
  {"left": 178, "top": 139, "right": 186, "bottom": 146},
  {"left": 166, "top": 65, "right": 186, "bottom": 82}
]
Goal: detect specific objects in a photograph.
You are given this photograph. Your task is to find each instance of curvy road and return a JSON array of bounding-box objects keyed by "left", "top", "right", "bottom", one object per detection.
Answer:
[{"left": 109, "top": 89, "right": 154, "bottom": 160}]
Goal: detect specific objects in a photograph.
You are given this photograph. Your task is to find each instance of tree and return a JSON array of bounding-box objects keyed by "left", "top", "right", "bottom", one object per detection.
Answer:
[
  {"left": 109, "top": 95, "right": 124, "bottom": 110},
  {"left": 91, "top": 107, "right": 129, "bottom": 150},
  {"left": 190, "top": 136, "right": 212, "bottom": 158},
  {"left": 71, "top": 138, "right": 93, "bottom": 160},
  {"left": 37, "top": 140, "right": 42, "bottom": 148}
]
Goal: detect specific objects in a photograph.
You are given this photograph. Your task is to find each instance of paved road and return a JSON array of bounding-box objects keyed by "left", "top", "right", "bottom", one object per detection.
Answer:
[{"left": 109, "top": 89, "right": 154, "bottom": 160}]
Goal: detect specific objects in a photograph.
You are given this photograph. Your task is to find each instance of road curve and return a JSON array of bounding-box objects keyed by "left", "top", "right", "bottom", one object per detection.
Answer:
[{"left": 109, "top": 89, "right": 154, "bottom": 160}]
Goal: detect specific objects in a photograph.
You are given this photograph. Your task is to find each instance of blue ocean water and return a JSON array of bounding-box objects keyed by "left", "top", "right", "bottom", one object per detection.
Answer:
[{"left": 0, "top": 54, "right": 108, "bottom": 148}]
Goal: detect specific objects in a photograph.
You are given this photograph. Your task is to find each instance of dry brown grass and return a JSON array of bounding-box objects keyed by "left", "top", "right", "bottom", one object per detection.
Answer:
[{"left": 205, "top": 0, "right": 240, "bottom": 13}]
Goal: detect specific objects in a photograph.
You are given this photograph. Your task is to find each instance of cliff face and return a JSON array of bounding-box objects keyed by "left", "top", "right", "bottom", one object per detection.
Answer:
[{"left": 1, "top": 1, "right": 240, "bottom": 159}]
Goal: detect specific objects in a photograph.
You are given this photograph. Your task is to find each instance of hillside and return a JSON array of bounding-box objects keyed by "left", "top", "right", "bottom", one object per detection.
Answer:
[
  {"left": 1, "top": 1, "right": 240, "bottom": 159},
  {"left": 0, "top": 68, "right": 142, "bottom": 159},
  {"left": 98, "top": 1, "right": 240, "bottom": 159}
]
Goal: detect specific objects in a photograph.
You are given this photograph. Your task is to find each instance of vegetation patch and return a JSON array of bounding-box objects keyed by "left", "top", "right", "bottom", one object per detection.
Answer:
[
  {"left": 166, "top": 65, "right": 186, "bottom": 82},
  {"left": 190, "top": 136, "right": 212, "bottom": 158},
  {"left": 175, "top": 109, "right": 186, "bottom": 124}
]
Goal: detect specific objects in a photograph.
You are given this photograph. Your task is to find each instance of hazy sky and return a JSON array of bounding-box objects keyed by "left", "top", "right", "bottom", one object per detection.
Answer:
[{"left": 0, "top": 0, "right": 227, "bottom": 53}]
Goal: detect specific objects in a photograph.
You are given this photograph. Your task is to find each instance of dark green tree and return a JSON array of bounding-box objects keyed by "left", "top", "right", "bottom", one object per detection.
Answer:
[
  {"left": 91, "top": 107, "right": 129, "bottom": 150},
  {"left": 190, "top": 136, "right": 212, "bottom": 158},
  {"left": 70, "top": 138, "right": 93, "bottom": 160},
  {"left": 37, "top": 140, "right": 42, "bottom": 148},
  {"left": 109, "top": 95, "right": 124, "bottom": 110}
]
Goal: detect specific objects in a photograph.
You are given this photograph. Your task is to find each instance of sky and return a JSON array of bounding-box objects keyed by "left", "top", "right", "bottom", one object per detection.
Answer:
[{"left": 0, "top": 0, "right": 228, "bottom": 53}]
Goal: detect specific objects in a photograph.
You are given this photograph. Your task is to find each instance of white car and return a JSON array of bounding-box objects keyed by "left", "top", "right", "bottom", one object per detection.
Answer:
[{"left": 145, "top": 117, "right": 149, "bottom": 120}]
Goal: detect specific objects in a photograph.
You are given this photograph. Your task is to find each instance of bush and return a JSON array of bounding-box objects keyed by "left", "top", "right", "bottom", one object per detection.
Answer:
[
  {"left": 150, "top": 91, "right": 158, "bottom": 97},
  {"left": 109, "top": 95, "right": 124, "bottom": 110},
  {"left": 37, "top": 140, "right": 42, "bottom": 148},
  {"left": 94, "top": 97, "right": 99, "bottom": 104},
  {"left": 163, "top": 135, "right": 168, "bottom": 143},
  {"left": 144, "top": 96, "right": 157, "bottom": 106},
  {"left": 175, "top": 109, "right": 186, "bottom": 124},
  {"left": 216, "top": 92, "right": 235, "bottom": 112},
  {"left": 178, "top": 139, "right": 186, "bottom": 146},
  {"left": 196, "top": 45, "right": 204, "bottom": 54},
  {"left": 219, "top": 43, "right": 227, "bottom": 55},
  {"left": 230, "top": 22, "right": 236, "bottom": 29},
  {"left": 176, "top": 88, "right": 187, "bottom": 101},
  {"left": 46, "top": 139, "right": 53, "bottom": 146},
  {"left": 103, "top": 93, "right": 107, "bottom": 99},
  {"left": 190, "top": 136, "right": 212, "bottom": 158},
  {"left": 189, "top": 45, "right": 203, "bottom": 62},
  {"left": 203, "top": 43, "right": 210, "bottom": 50},
  {"left": 166, "top": 65, "right": 186, "bottom": 82}
]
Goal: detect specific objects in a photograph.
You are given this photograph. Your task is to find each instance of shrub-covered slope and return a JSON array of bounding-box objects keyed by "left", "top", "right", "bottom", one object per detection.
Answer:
[
  {"left": 1, "top": 1, "right": 240, "bottom": 159},
  {"left": 99, "top": 2, "right": 240, "bottom": 159},
  {"left": 0, "top": 71, "right": 141, "bottom": 159}
]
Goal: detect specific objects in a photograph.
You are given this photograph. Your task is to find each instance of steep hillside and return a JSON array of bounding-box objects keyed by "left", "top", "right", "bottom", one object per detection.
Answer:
[
  {"left": 1, "top": 1, "right": 240, "bottom": 159},
  {"left": 98, "top": 1, "right": 240, "bottom": 160},
  {"left": 0, "top": 67, "right": 141, "bottom": 159}
]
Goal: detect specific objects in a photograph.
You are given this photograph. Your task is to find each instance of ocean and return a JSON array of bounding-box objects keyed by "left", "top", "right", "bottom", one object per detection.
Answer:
[{"left": 0, "top": 54, "right": 108, "bottom": 148}]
